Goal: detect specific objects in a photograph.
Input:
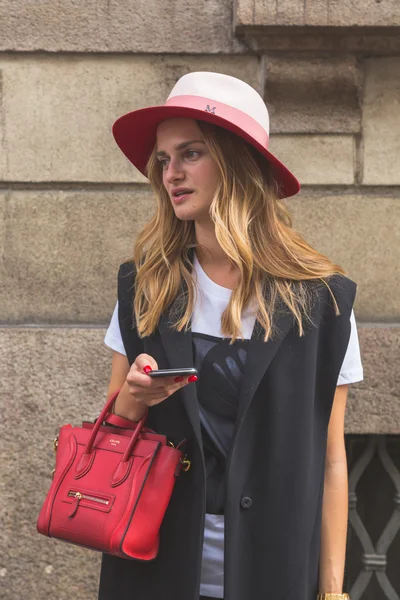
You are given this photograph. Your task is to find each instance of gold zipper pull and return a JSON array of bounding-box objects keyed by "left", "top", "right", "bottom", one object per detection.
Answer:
[{"left": 68, "top": 492, "right": 82, "bottom": 518}]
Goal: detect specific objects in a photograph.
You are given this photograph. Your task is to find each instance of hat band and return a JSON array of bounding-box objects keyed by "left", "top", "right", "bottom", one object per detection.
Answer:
[{"left": 164, "top": 95, "right": 269, "bottom": 149}]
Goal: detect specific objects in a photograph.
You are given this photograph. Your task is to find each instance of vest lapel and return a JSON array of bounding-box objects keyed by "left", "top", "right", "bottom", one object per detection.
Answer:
[{"left": 235, "top": 309, "right": 294, "bottom": 427}]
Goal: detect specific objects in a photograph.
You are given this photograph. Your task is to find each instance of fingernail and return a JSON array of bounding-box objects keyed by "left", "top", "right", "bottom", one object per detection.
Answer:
[
  {"left": 188, "top": 375, "right": 198, "bottom": 383},
  {"left": 174, "top": 376, "right": 184, "bottom": 383},
  {"left": 143, "top": 365, "right": 152, "bottom": 374}
]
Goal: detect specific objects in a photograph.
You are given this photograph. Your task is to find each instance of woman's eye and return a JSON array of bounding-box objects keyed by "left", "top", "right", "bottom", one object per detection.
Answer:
[
  {"left": 186, "top": 150, "right": 200, "bottom": 160},
  {"left": 158, "top": 158, "right": 169, "bottom": 169}
]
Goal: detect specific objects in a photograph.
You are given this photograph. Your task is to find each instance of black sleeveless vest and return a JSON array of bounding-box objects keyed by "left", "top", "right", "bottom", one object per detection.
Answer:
[{"left": 99, "top": 259, "right": 356, "bottom": 600}]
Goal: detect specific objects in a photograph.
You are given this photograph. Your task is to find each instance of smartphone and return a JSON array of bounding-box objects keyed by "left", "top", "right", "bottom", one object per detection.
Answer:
[{"left": 148, "top": 367, "right": 198, "bottom": 378}]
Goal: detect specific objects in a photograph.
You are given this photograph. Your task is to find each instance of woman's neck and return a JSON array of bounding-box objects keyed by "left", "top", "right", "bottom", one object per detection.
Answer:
[{"left": 194, "top": 221, "right": 241, "bottom": 289}]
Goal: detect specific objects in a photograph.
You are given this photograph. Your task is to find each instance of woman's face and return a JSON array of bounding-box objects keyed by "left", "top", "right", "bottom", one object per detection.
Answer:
[{"left": 156, "top": 118, "right": 220, "bottom": 223}]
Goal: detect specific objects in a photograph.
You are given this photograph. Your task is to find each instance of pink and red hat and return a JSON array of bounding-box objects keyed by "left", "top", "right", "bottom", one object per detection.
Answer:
[{"left": 112, "top": 72, "right": 300, "bottom": 199}]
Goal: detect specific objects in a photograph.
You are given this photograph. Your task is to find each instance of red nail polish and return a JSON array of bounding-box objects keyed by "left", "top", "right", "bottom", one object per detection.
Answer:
[
  {"left": 188, "top": 375, "right": 198, "bottom": 383},
  {"left": 174, "top": 376, "right": 184, "bottom": 383},
  {"left": 143, "top": 365, "right": 152, "bottom": 374}
]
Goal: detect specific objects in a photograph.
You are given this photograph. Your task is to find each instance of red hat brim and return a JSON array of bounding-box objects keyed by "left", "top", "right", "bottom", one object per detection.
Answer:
[{"left": 112, "top": 105, "right": 300, "bottom": 199}]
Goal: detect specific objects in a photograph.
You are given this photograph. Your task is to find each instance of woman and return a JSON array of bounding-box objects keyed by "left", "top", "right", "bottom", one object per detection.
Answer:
[{"left": 100, "top": 72, "right": 363, "bottom": 600}]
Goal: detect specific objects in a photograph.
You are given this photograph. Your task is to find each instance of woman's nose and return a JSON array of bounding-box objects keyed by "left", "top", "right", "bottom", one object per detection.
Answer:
[{"left": 165, "top": 158, "right": 185, "bottom": 183}]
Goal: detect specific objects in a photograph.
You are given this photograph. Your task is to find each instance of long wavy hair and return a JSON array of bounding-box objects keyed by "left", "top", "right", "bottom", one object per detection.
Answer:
[{"left": 131, "top": 120, "right": 345, "bottom": 343}]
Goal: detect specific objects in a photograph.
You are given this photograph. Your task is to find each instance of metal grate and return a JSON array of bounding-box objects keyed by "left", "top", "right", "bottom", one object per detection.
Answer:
[{"left": 345, "top": 435, "right": 400, "bottom": 600}]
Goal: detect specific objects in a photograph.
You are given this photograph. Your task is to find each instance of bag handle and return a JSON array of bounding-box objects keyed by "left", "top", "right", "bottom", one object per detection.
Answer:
[{"left": 84, "top": 390, "right": 148, "bottom": 456}]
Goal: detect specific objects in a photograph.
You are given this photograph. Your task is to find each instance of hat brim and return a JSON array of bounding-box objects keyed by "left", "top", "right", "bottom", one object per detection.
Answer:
[{"left": 112, "top": 106, "right": 300, "bottom": 199}]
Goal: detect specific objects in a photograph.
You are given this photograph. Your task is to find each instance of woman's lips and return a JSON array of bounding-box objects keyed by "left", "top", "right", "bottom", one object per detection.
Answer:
[{"left": 172, "top": 191, "right": 193, "bottom": 204}]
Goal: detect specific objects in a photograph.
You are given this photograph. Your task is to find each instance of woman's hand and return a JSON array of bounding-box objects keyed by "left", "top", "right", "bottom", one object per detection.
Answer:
[
  {"left": 109, "top": 351, "right": 196, "bottom": 422},
  {"left": 126, "top": 353, "right": 194, "bottom": 408}
]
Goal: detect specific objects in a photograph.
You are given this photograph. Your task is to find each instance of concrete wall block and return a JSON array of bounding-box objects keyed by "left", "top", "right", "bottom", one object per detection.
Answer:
[
  {"left": 286, "top": 193, "right": 400, "bottom": 319},
  {"left": 0, "top": 67, "right": 6, "bottom": 178},
  {"left": 327, "top": 0, "right": 400, "bottom": 27},
  {"left": 0, "top": 55, "right": 259, "bottom": 183},
  {"left": 235, "top": 0, "right": 256, "bottom": 26},
  {"left": 2, "top": 190, "right": 399, "bottom": 323},
  {"left": 0, "top": 0, "right": 240, "bottom": 53},
  {"left": 236, "top": 0, "right": 400, "bottom": 26},
  {"left": 345, "top": 327, "right": 400, "bottom": 434},
  {"left": 304, "top": 0, "right": 329, "bottom": 26},
  {"left": 0, "top": 327, "right": 109, "bottom": 600},
  {"left": 0, "top": 189, "right": 155, "bottom": 323},
  {"left": 268, "top": 135, "right": 354, "bottom": 184},
  {"left": 265, "top": 56, "right": 361, "bottom": 134},
  {"left": 273, "top": 0, "right": 305, "bottom": 25},
  {"left": 362, "top": 58, "right": 400, "bottom": 185}
]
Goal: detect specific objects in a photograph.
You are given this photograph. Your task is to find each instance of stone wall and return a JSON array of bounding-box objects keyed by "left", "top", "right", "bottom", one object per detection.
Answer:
[{"left": 0, "top": 1, "right": 399, "bottom": 598}]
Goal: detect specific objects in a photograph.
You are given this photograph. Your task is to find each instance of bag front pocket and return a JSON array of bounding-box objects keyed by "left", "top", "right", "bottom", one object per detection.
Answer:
[{"left": 63, "top": 489, "right": 114, "bottom": 517}]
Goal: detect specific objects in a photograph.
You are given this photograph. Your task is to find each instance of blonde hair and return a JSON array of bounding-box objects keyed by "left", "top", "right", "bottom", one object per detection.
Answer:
[{"left": 131, "top": 120, "right": 345, "bottom": 343}]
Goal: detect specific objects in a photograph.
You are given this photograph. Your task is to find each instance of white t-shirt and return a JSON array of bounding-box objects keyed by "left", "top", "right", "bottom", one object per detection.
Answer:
[{"left": 104, "top": 254, "right": 364, "bottom": 598}]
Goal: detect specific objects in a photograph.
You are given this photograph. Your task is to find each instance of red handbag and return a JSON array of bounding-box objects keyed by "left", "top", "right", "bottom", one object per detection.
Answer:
[{"left": 37, "top": 390, "right": 190, "bottom": 560}]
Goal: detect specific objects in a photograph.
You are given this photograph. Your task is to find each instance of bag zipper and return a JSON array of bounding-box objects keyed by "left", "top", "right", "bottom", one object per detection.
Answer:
[{"left": 68, "top": 491, "right": 109, "bottom": 505}]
